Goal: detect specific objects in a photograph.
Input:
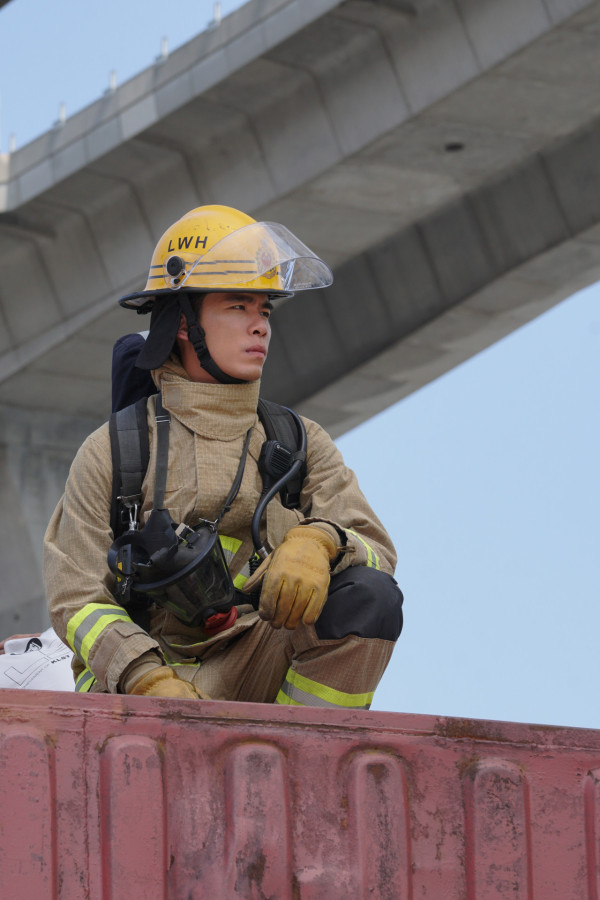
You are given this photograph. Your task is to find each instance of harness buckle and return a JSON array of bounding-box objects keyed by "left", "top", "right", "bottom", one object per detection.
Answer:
[
  {"left": 117, "top": 494, "right": 141, "bottom": 531},
  {"left": 127, "top": 503, "right": 139, "bottom": 532}
]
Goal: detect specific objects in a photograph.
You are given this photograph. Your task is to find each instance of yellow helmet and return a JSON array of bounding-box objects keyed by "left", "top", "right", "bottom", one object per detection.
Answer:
[{"left": 120, "top": 205, "right": 333, "bottom": 310}]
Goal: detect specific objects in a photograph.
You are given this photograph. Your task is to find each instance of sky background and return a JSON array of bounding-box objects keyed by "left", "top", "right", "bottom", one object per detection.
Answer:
[{"left": 1, "top": 0, "right": 598, "bottom": 730}]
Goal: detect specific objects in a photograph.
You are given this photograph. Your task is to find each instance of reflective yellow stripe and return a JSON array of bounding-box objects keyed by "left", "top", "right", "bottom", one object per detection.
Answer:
[
  {"left": 66, "top": 602, "right": 133, "bottom": 666},
  {"left": 220, "top": 535, "right": 242, "bottom": 552},
  {"left": 275, "top": 667, "right": 373, "bottom": 709},
  {"left": 219, "top": 534, "right": 242, "bottom": 566},
  {"left": 75, "top": 668, "right": 96, "bottom": 693},
  {"left": 347, "top": 530, "right": 380, "bottom": 570},
  {"left": 219, "top": 535, "right": 248, "bottom": 586},
  {"left": 162, "top": 653, "right": 203, "bottom": 667},
  {"left": 79, "top": 613, "right": 132, "bottom": 666}
]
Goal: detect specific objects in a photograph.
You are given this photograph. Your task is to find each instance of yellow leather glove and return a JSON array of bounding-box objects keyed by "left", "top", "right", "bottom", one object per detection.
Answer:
[
  {"left": 128, "top": 666, "right": 206, "bottom": 700},
  {"left": 242, "top": 525, "right": 338, "bottom": 630}
]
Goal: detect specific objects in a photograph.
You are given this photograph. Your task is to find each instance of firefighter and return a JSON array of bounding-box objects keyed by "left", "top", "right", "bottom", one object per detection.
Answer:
[{"left": 44, "top": 205, "right": 403, "bottom": 707}]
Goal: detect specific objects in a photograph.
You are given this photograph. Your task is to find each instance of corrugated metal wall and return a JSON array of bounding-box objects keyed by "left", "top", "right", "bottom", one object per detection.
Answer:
[{"left": 0, "top": 692, "right": 599, "bottom": 898}]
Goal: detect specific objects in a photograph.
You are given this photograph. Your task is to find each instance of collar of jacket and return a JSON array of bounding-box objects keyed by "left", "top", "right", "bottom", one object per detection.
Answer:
[{"left": 153, "top": 356, "right": 260, "bottom": 440}]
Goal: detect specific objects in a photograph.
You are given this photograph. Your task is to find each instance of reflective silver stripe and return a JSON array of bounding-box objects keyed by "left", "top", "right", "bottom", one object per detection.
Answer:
[
  {"left": 71, "top": 606, "right": 131, "bottom": 661},
  {"left": 278, "top": 680, "right": 337, "bottom": 708},
  {"left": 277, "top": 677, "right": 371, "bottom": 710},
  {"left": 219, "top": 535, "right": 242, "bottom": 567},
  {"left": 75, "top": 668, "right": 95, "bottom": 693},
  {"left": 233, "top": 560, "right": 250, "bottom": 588},
  {"left": 219, "top": 535, "right": 249, "bottom": 587}
]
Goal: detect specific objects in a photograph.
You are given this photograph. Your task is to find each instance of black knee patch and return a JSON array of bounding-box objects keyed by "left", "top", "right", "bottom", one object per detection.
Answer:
[{"left": 315, "top": 567, "right": 403, "bottom": 642}]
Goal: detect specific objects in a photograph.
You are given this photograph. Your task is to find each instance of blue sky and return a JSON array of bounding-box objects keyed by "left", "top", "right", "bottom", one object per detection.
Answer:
[
  {"left": 1, "top": 0, "right": 598, "bottom": 729},
  {"left": 0, "top": 0, "right": 247, "bottom": 151},
  {"left": 340, "top": 285, "right": 600, "bottom": 727}
]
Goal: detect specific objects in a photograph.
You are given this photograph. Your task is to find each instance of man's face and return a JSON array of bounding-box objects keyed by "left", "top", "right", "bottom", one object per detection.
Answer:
[{"left": 178, "top": 291, "right": 272, "bottom": 383}]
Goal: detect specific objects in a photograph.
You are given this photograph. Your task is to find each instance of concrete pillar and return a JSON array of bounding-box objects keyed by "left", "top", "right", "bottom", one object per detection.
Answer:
[{"left": 0, "top": 405, "right": 100, "bottom": 636}]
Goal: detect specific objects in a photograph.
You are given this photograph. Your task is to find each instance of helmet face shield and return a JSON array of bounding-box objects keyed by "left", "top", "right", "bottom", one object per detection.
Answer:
[
  {"left": 119, "top": 206, "right": 333, "bottom": 310},
  {"left": 162, "top": 222, "right": 333, "bottom": 295}
]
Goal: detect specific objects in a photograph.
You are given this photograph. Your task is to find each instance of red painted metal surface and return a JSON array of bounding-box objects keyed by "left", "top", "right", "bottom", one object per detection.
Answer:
[{"left": 0, "top": 691, "right": 599, "bottom": 899}]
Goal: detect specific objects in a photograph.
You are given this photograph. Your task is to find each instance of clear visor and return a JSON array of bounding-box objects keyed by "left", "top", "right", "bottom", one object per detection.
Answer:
[{"left": 158, "top": 222, "right": 333, "bottom": 294}]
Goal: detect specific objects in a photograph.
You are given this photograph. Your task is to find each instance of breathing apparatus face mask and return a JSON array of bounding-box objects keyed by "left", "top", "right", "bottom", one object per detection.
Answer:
[
  {"left": 107, "top": 395, "right": 254, "bottom": 628},
  {"left": 108, "top": 508, "right": 235, "bottom": 627}
]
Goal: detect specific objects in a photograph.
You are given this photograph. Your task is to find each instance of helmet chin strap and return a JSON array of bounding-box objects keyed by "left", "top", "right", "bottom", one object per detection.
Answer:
[{"left": 178, "top": 294, "right": 247, "bottom": 385}]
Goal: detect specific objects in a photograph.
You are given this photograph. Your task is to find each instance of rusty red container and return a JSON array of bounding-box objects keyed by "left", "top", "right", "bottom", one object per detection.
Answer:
[{"left": 0, "top": 691, "right": 599, "bottom": 898}]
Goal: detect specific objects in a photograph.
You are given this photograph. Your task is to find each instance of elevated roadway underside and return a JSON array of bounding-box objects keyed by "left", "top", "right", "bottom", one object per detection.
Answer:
[
  {"left": 2, "top": 0, "right": 600, "bottom": 434},
  {"left": 1, "top": 0, "right": 600, "bottom": 630}
]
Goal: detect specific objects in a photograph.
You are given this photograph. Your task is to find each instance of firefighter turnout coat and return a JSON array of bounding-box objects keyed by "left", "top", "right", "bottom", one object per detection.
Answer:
[{"left": 44, "top": 357, "right": 397, "bottom": 695}]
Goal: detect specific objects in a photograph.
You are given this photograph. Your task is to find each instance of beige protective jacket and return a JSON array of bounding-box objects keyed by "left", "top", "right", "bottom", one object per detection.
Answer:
[{"left": 44, "top": 358, "right": 397, "bottom": 692}]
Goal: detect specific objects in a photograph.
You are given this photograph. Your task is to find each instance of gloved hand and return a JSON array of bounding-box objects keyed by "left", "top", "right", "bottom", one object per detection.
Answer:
[
  {"left": 128, "top": 666, "right": 206, "bottom": 700},
  {"left": 242, "top": 525, "right": 338, "bottom": 630}
]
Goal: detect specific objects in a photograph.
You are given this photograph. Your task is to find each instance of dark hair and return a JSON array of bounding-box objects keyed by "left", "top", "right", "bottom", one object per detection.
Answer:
[{"left": 191, "top": 293, "right": 205, "bottom": 318}]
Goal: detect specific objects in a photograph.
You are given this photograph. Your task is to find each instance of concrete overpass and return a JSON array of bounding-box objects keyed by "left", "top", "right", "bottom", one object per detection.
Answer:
[{"left": 1, "top": 0, "right": 600, "bottom": 632}]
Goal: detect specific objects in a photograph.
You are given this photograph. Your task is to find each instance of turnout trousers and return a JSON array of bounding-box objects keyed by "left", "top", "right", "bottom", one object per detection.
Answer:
[{"left": 178, "top": 567, "right": 403, "bottom": 710}]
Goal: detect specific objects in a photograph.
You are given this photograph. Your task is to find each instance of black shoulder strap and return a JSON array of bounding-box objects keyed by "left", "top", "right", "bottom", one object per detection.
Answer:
[
  {"left": 109, "top": 397, "right": 150, "bottom": 537},
  {"left": 258, "top": 398, "right": 306, "bottom": 509}
]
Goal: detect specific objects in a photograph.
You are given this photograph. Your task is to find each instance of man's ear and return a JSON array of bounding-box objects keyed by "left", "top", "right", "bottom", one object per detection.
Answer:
[{"left": 176, "top": 312, "right": 189, "bottom": 342}]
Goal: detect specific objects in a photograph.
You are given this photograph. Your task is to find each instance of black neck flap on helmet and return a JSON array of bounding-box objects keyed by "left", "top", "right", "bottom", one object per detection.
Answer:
[
  {"left": 178, "top": 293, "right": 246, "bottom": 385},
  {"left": 133, "top": 292, "right": 247, "bottom": 385}
]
